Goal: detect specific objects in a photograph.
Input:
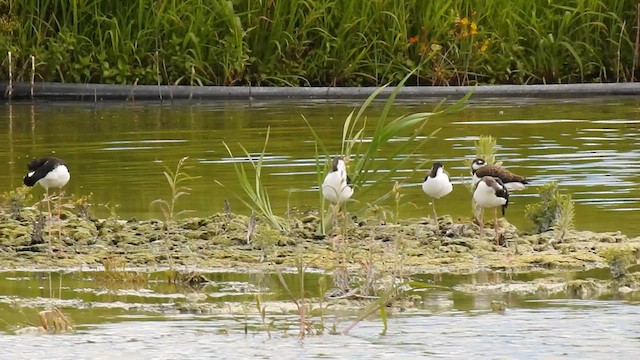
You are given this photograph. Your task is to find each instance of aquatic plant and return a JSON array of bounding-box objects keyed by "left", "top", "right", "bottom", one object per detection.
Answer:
[
  {"left": 94, "top": 256, "right": 147, "bottom": 283},
  {"left": 554, "top": 193, "right": 575, "bottom": 241},
  {"left": 2, "top": 1, "right": 636, "bottom": 86},
  {"left": 151, "top": 156, "right": 198, "bottom": 224},
  {"left": 38, "top": 307, "right": 73, "bottom": 333},
  {"left": 342, "top": 280, "right": 451, "bottom": 335},
  {"left": 69, "top": 192, "right": 93, "bottom": 219},
  {"left": 0, "top": 186, "right": 32, "bottom": 219},
  {"left": 276, "top": 255, "right": 318, "bottom": 338},
  {"left": 599, "top": 246, "right": 637, "bottom": 281},
  {"left": 254, "top": 291, "right": 273, "bottom": 339},
  {"left": 217, "top": 127, "right": 286, "bottom": 232},
  {"left": 525, "top": 181, "right": 575, "bottom": 239}
]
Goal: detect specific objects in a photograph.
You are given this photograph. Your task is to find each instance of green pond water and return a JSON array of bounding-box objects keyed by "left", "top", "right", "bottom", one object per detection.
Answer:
[
  {"left": 0, "top": 96, "right": 640, "bottom": 357},
  {"left": 1, "top": 96, "right": 639, "bottom": 236},
  {"left": 1, "top": 270, "right": 640, "bottom": 358}
]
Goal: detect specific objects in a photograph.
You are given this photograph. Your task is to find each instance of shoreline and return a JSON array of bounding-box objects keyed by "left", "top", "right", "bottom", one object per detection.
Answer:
[{"left": 2, "top": 82, "right": 640, "bottom": 101}]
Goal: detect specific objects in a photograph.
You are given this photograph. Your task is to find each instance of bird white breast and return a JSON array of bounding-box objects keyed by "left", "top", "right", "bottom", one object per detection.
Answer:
[
  {"left": 322, "top": 172, "right": 353, "bottom": 204},
  {"left": 38, "top": 165, "right": 70, "bottom": 191},
  {"left": 472, "top": 173, "right": 481, "bottom": 185},
  {"left": 422, "top": 172, "right": 453, "bottom": 199},
  {"left": 473, "top": 181, "right": 507, "bottom": 209}
]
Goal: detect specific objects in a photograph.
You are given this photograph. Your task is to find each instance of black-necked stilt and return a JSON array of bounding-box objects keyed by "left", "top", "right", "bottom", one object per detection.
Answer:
[
  {"left": 473, "top": 176, "right": 509, "bottom": 244},
  {"left": 23, "top": 156, "right": 70, "bottom": 220},
  {"left": 422, "top": 162, "right": 453, "bottom": 229},
  {"left": 322, "top": 156, "right": 353, "bottom": 204},
  {"left": 471, "top": 158, "right": 528, "bottom": 191}
]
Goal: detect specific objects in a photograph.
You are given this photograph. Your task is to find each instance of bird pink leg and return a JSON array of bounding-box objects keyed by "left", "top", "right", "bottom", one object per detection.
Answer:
[
  {"left": 493, "top": 207, "right": 500, "bottom": 245},
  {"left": 58, "top": 189, "right": 64, "bottom": 240},
  {"left": 44, "top": 189, "right": 52, "bottom": 222},
  {"left": 432, "top": 201, "right": 439, "bottom": 232},
  {"left": 478, "top": 209, "right": 484, "bottom": 238},
  {"left": 44, "top": 189, "right": 53, "bottom": 253},
  {"left": 57, "top": 189, "right": 63, "bottom": 220}
]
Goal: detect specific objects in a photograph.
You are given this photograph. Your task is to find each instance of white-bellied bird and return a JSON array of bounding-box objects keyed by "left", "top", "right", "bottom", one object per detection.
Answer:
[
  {"left": 422, "top": 162, "right": 453, "bottom": 229},
  {"left": 322, "top": 156, "right": 353, "bottom": 204},
  {"left": 471, "top": 158, "right": 528, "bottom": 191},
  {"left": 23, "top": 156, "right": 70, "bottom": 220},
  {"left": 473, "top": 176, "right": 509, "bottom": 244}
]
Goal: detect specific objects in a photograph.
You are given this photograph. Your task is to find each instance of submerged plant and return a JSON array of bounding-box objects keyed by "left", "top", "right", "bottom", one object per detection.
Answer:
[
  {"left": 217, "top": 127, "right": 285, "bottom": 232},
  {"left": 151, "top": 157, "right": 199, "bottom": 224},
  {"left": 94, "top": 257, "right": 147, "bottom": 283}
]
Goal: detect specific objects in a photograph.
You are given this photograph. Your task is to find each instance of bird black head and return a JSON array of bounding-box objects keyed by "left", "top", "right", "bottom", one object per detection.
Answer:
[
  {"left": 331, "top": 156, "right": 345, "bottom": 172},
  {"left": 428, "top": 162, "right": 444, "bottom": 179},
  {"left": 471, "top": 158, "right": 486, "bottom": 173}
]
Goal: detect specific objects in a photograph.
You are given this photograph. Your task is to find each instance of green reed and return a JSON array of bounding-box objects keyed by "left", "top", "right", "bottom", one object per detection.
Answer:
[
  {"left": 1, "top": 0, "right": 637, "bottom": 85},
  {"left": 315, "top": 70, "right": 471, "bottom": 213},
  {"left": 217, "top": 127, "right": 286, "bottom": 232},
  {"left": 151, "top": 156, "right": 198, "bottom": 224}
]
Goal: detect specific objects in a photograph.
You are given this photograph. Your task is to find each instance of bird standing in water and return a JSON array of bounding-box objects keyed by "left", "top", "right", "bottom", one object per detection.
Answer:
[
  {"left": 422, "top": 162, "right": 453, "bottom": 230},
  {"left": 473, "top": 176, "right": 509, "bottom": 245},
  {"left": 471, "top": 158, "right": 528, "bottom": 191},
  {"left": 23, "top": 156, "right": 70, "bottom": 221},
  {"left": 322, "top": 156, "right": 353, "bottom": 204}
]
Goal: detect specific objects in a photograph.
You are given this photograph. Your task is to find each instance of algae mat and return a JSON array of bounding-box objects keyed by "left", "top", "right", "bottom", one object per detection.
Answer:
[{"left": 1, "top": 204, "right": 638, "bottom": 274}]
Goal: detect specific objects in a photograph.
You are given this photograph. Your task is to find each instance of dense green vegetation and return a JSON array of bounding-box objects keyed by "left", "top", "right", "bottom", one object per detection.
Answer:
[{"left": 0, "top": 0, "right": 637, "bottom": 86}]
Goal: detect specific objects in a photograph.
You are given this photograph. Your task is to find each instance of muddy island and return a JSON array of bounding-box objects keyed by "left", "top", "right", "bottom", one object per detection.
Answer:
[{"left": 1, "top": 198, "right": 637, "bottom": 275}]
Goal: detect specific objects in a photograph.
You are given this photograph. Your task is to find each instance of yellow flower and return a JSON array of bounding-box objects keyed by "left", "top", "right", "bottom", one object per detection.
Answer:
[
  {"left": 470, "top": 22, "right": 478, "bottom": 35},
  {"left": 476, "top": 38, "right": 490, "bottom": 53},
  {"left": 460, "top": 17, "right": 470, "bottom": 26},
  {"left": 460, "top": 30, "right": 469, "bottom": 39}
]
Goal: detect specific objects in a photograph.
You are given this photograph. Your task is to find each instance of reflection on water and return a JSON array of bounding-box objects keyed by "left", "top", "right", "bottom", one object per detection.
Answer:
[
  {"left": 0, "top": 97, "right": 639, "bottom": 235},
  {"left": 1, "top": 270, "right": 640, "bottom": 358}
]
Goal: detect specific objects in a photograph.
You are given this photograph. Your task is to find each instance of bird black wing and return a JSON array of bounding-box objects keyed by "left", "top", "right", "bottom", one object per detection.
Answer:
[
  {"left": 494, "top": 178, "right": 510, "bottom": 215},
  {"left": 23, "top": 158, "right": 63, "bottom": 186}
]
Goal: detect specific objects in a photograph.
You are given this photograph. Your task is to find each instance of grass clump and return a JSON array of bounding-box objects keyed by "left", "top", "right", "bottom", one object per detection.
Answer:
[
  {"left": 525, "top": 181, "right": 575, "bottom": 240},
  {"left": 217, "top": 127, "right": 285, "bottom": 232},
  {"left": 152, "top": 157, "right": 199, "bottom": 225}
]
